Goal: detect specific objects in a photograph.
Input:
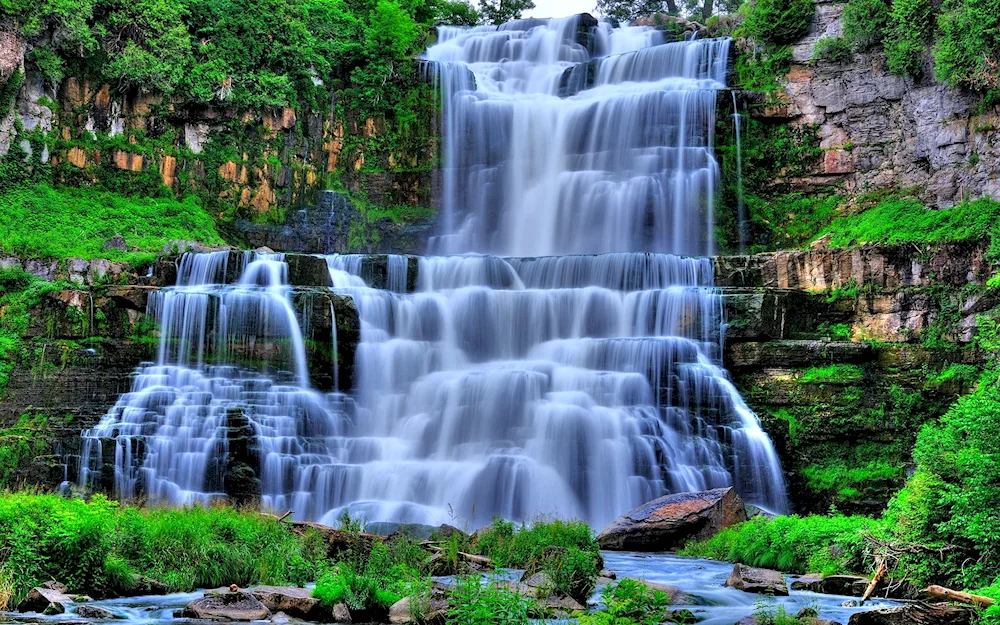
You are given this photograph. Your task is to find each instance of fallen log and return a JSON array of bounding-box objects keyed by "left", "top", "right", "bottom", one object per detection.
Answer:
[
  {"left": 919, "top": 585, "right": 996, "bottom": 608},
  {"left": 860, "top": 557, "right": 887, "bottom": 604}
]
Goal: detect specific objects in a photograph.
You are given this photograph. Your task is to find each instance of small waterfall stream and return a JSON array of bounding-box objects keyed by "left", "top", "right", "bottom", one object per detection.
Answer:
[{"left": 78, "top": 16, "right": 788, "bottom": 528}]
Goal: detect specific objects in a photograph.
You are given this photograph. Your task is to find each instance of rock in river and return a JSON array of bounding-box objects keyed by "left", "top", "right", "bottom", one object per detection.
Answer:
[
  {"left": 725, "top": 563, "right": 789, "bottom": 596},
  {"left": 183, "top": 589, "right": 271, "bottom": 621},
  {"left": 249, "top": 586, "right": 326, "bottom": 621},
  {"left": 847, "top": 602, "right": 975, "bottom": 625},
  {"left": 597, "top": 487, "right": 747, "bottom": 551}
]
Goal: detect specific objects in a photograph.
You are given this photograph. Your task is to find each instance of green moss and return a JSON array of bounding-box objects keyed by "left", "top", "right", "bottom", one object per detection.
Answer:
[
  {"left": 801, "top": 457, "right": 902, "bottom": 504},
  {"left": 0, "top": 415, "right": 51, "bottom": 487},
  {"left": 811, "top": 37, "right": 852, "bottom": 63},
  {"left": 797, "top": 364, "right": 865, "bottom": 384}
]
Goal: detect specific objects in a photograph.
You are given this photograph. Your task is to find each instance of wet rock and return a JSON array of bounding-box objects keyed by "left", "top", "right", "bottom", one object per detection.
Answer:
[
  {"left": 725, "top": 563, "right": 789, "bottom": 596},
  {"left": 599, "top": 569, "right": 616, "bottom": 580},
  {"left": 285, "top": 253, "right": 333, "bottom": 287},
  {"left": 76, "top": 605, "right": 120, "bottom": 619},
  {"left": 183, "top": 589, "right": 271, "bottom": 621},
  {"left": 269, "top": 611, "right": 290, "bottom": 625},
  {"left": 640, "top": 580, "right": 698, "bottom": 605},
  {"left": 597, "top": 487, "right": 747, "bottom": 551},
  {"left": 250, "top": 586, "right": 324, "bottom": 621},
  {"left": 18, "top": 586, "right": 76, "bottom": 614},
  {"left": 847, "top": 602, "right": 975, "bottom": 624}
]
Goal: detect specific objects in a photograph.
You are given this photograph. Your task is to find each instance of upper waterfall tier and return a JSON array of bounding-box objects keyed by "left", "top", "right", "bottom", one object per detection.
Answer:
[{"left": 423, "top": 17, "right": 729, "bottom": 257}]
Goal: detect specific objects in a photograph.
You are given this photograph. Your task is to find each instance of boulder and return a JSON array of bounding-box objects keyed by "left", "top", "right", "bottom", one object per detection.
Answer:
[
  {"left": 183, "top": 589, "right": 271, "bottom": 621},
  {"left": 725, "top": 564, "right": 789, "bottom": 596},
  {"left": 597, "top": 487, "right": 747, "bottom": 551},
  {"left": 793, "top": 574, "right": 870, "bottom": 596},
  {"left": 847, "top": 602, "right": 975, "bottom": 625},
  {"left": 250, "top": 586, "right": 325, "bottom": 621},
  {"left": 641, "top": 580, "right": 698, "bottom": 605},
  {"left": 76, "top": 605, "right": 120, "bottom": 619},
  {"left": 18, "top": 586, "right": 76, "bottom": 614},
  {"left": 332, "top": 603, "right": 351, "bottom": 623}
]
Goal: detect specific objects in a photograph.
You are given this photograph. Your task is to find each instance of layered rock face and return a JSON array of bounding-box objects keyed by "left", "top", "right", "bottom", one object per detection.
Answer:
[{"left": 756, "top": 0, "right": 1000, "bottom": 207}]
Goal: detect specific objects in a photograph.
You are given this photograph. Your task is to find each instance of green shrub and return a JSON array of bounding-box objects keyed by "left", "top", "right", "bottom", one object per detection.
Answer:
[
  {"left": 886, "top": 369, "right": 1000, "bottom": 588},
  {"left": 811, "top": 37, "right": 852, "bottom": 63},
  {"left": 934, "top": 0, "right": 1000, "bottom": 104},
  {"left": 801, "top": 458, "right": 902, "bottom": 504},
  {"left": 742, "top": 0, "right": 815, "bottom": 45},
  {"left": 312, "top": 542, "right": 418, "bottom": 613},
  {"left": 679, "top": 515, "right": 881, "bottom": 575},
  {"left": 885, "top": 0, "right": 935, "bottom": 76},
  {"left": 578, "top": 578, "right": 670, "bottom": 625},
  {"left": 474, "top": 518, "right": 601, "bottom": 601},
  {"left": 816, "top": 322, "right": 852, "bottom": 340},
  {"left": 842, "top": 0, "right": 891, "bottom": 51},
  {"left": 446, "top": 576, "right": 530, "bottom": 625}
]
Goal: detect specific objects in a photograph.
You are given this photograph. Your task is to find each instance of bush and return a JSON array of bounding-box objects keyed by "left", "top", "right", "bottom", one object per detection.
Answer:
[
  {"left": 797, "top": 364, "right": 865, "bottom": 384},
  {"left": 678, "top": 515, "right": 881, "bottom": 575},
  {"left": 578, "top": 579, "right": 670, "bottom": 625},
  {"left": 811, "top": 37, "right": 852, "bottom": 63},
  {"left": 885, "top": 0, "right": 935, "bottom": 76},
  {"left": 741, "top": 0, "right": 815, "bottom": 45},
  {"left": 474, "top": 518, "right": 601, "bottom": 601},
  {"left": 886, "top": 369, "right": 1000, "bottom": 588},
  {"left": 446, "top": 576, "right": 530, "bottom": 625},
  {"left": 312, "top": 542, "right": 419, "bottom": 613},
  {"left": 934, "top": 0, "right": 1000, "bottom": 102},
  {"left": 842, "top": 0, "right": 891, "bottom": 51}
]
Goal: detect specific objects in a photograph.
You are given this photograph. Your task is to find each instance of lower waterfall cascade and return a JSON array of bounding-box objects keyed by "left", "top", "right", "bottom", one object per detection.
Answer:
[{"left": 76, "top": 15, "right": 790, "bottom": 528}]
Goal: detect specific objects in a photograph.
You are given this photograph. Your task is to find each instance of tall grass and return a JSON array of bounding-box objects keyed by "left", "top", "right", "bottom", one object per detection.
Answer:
[{"left": 0, "top": 494, "right": 321, "bottom": 608}]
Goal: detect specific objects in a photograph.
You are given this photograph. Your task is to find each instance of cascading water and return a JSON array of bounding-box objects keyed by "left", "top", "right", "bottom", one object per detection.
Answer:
[{"left": 78, "top": 15, "right": 788, "bottom": 527}]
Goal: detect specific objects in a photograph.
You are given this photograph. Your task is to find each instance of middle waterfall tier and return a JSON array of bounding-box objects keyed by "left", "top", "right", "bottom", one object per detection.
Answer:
[{"left": 77, "top": 251, "right": 787, "bottom": 528}]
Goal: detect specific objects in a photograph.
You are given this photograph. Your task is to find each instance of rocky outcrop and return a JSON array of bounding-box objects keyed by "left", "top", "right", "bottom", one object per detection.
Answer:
[
  {"left": 597, "top": 487, "right": 747, "bottom": 551},
  {"left": 725, "top": 563, "right": 790, "bottom": 596},
  {"left": 250, "top": 586, "right": 326, "bottom": 621},
  {"left": 752, "top": 0, "right": 1000, "bottom": 207},
  {"left": 183, "top": 589, "right": 272, "bottom": 621}
]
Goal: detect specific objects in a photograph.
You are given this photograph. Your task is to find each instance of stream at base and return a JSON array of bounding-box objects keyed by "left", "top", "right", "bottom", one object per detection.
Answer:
[{"left": 0, "top": 554, "right": 903, "bottom": 625}]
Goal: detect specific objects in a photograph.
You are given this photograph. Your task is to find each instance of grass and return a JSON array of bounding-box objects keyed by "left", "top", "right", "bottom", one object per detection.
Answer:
[
  {"left": 801, "top": 458, "right": 902, "bottom": 502},
  {"left": 0, "top": 494, "right": 323, "bottom": 609},
  {"left": 814, "top": 195, "right": 1000, "bottom": 249},
  {"left": 797, "top": 364, "right": 865, "bottom": 384},
  {"left": 0, "top": 183, "right": 224, "bottom": 265},
  {"left": 679, "top": 515, "right": 881, "bottom": 575}
]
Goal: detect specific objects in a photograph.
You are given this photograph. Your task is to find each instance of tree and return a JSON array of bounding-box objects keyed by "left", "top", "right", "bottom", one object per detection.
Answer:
[
  {"left": 594, "top": 0, "right": 677, "bottom": 22},
  {"left": 478, "top": 0, "right": 534, "bottom": 24}
]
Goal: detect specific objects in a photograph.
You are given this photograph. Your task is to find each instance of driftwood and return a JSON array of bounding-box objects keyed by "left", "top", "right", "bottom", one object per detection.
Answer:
[
  {"left": 848, "top": 602, "right": 977, "bottom": 625},
  {"left": 919, "top": 585, "right": 996, "bottom": 608},
  {"left": 860, "top": 556, "right": 887, "bottom": 604},
  {"left": 424, "top": 545, "right": 494, "bottom": 567}
]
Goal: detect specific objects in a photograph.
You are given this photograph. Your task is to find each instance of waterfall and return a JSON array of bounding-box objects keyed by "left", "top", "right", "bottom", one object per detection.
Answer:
[{"left": 78, "top": 15, "right": 788, "bottom": 526}]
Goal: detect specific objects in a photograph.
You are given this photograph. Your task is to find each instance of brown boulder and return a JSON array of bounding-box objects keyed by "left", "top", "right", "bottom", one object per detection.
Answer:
[
  {"left": 183, "top": 589, "right": 271, "bottom": 621},
  {"left": 250, "top": 586, "right": 325, "bottom": 621},
  {"left": 725, "top": 563, "right": 789, "bottom": 596},
  {"left": 597, "top": 487, "right": 747, "bottom": 551}
]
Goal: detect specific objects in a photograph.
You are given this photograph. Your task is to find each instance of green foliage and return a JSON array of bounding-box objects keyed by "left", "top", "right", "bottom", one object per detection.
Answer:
[
  {"left": 474, "top": 518, "right": 600, "bottom": 600},
  {"left": 843, "top": 0, "right": 891, "bottom": 51},
  {"left": 0, "top": 415, "right": 50, "bottom": 487},
  {"left": 0, "top": 183, "right": 223, "bottom": 264},
  {"left": 478, "top": 0, "right": 535, "bottom": 24},
  {"left": 815, "top": 195, "right": 1000, "bottom": 249},
  {"left": 934, "top": 0, "right": 1000, "bottom": 105},
  {"left": 925, "top": 363, "right": 981, "bottom": 389},
  {"left": 0, "top": 494, "right": 321, "bottom": 609},
  {"left": 578, "top": 579, "right": 670, "bottom": 625},
  {"left": 679, "top": 515, "right": 880, "bottom": 575},
  {"left": 312, "top": 541, "right": 418, "bottom": 612},
  {"left": 446, "top": 576, "right": 530, "bottom": 625},
  {"left": 885, "top": 0, "right": 935, "bottom": 76},
  {"left": 741, "top": 0, "right": 815, "bottom": 45},
  {"left": 816, "top": 322, "right": 852, "bottom": 340},
  {"left": 886, "top": 369, "right": 1000, "bottom": 588},
  {"left": 811, "top": 37, "right": 852, "bottom": 63},
  {"left": 797, "top": 364, "right": 865, "bottom": 384},
  {"left": 801, "top": 458, "right": 902, "bottom": 504}
]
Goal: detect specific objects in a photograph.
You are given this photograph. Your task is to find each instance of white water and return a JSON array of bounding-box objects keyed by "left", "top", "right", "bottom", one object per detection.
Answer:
[{"left": 77, "top": 16, "right": 788, "bottom": 527}]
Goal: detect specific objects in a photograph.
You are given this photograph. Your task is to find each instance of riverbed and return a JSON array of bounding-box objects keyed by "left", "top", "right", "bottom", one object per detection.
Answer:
[{"left": 0, "top": 552, "right": 903, "bottom": 625}]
